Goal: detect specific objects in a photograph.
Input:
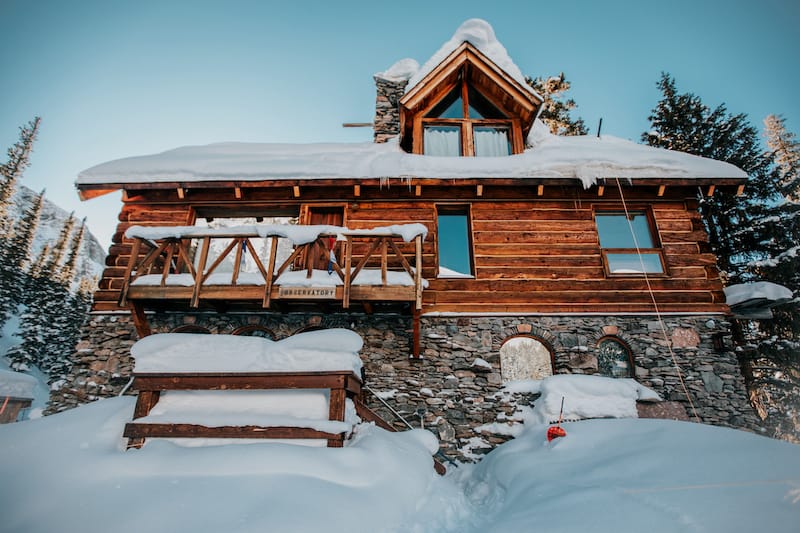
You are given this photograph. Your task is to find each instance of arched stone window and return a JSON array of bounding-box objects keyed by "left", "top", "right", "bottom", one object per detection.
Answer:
[
  {"left": 500, "top": 336, "right": 554, "bottom": 382},
  {"left": 231, "top": 325, "right": 275, "bottom": 339},
  {"left": 597, "top": 337, "right": 634, "bottom": 378},
  {"left": 170, "top": 325, "right": 211, "bottom": 334}
]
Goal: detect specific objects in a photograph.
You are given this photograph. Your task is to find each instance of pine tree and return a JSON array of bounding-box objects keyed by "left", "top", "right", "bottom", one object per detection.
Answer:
[
  {"left": 56, "top": 217, "right": 86, "bottom": 286},
  {"left": 0, "top": 189, "right": 46, "bottom": 330},
  {"left": 764, "top": 115, "right": 800, "bottom": 201},
  {"left": 526, "top": 73, "right": 587, "bottom": 136},
  {"left": 41, "top": 213, "right": 75, "bottom": 278},
  {"left": 0, "top": 117, "right": 41, "bottom": 239},
  {"left": 642, "top": 73, "right": 775, "bottom": 281}
]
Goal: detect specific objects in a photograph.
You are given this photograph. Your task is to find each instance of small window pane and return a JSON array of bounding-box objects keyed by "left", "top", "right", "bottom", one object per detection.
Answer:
[
  {"left": 474, "top": 126, "right": 511, "bottom": 157},
  {"left": 606, "top": 253, "right": 664, "bottom": 274},
  {"left": 598, "top": 339, "right": 632, "bottom": 377},
  {"left": 500, "top": 337, "right": 553, "bottom": 382},
  {"left": 424, "top": 126, "right": 461, "bottom": 156},
  {"left": 437, "top": 212, "right": 472, "bottom": 277},
  {"left": 596, "top": 212, "right": 655, "bottom": 248},
  {"left": 426, "top": 87, "right": 463, "bottom": 119},
  {"left": 467, "top": 86, "right": 506, "bottom": 119}
]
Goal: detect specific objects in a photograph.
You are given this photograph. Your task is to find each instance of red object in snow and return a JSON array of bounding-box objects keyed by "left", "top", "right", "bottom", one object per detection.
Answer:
[{"left": 547, "top": 425, "right": 567, "bottom": 442}]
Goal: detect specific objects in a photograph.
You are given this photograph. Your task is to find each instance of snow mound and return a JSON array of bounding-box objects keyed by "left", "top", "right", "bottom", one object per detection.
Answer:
[
  {"left": 375, "top": 58, "right": 419, "bottom": 82},
  {"left": 531, "top": 374, "right": 661, "bottom": 425},
  {"left": 131, "top": 328, "right": 363, "bottom": 376}
]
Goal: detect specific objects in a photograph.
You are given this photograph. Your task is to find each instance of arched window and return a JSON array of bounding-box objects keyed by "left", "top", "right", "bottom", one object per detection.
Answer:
[
  {"left": 500, "top": 336, "right": 554, "bottom": 382},
  {"left": 597, "top": 337, "right": 634, "bottom": 378},
  {"left": 170, "top": 325, "right": 211, "bottom": 334},
  {"left": 231, "top": 325, "right": 275, "bottom": 339}
]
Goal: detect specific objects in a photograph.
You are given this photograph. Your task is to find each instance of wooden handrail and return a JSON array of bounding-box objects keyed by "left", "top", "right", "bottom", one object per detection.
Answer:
[{"left": 120, "top": 228, "right": 425, "bottom": 309}]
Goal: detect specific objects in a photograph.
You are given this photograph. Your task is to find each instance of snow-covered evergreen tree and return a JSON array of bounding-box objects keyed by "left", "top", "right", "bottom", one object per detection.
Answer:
[
  {"left": 526, "top": 73, "right": 587, "bottom": 136},
  {"left": 56, "top": 217, "right": 86, "bottom": 286},
  {"left": 0, "top": 117, "right": 40, "bottom": 239},
  {"left": 642, "top": 73, "right": 775, "bottom": 281}
]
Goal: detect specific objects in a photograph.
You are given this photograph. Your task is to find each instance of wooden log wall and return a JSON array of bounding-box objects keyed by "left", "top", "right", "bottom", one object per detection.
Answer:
[{"left": 91, "top": 182, "right": 728, "bottom": 315}]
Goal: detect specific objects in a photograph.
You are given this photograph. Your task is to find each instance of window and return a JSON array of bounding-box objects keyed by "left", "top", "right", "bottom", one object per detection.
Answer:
[
  {"left": 597, "top": 337, "right": 633, "bottom": 377},
  {"left": 595, "top": 210, "right": 665, "bottom": 275},
  {"left": 421, "top": 79, "right": 516, "bottom": 157},
  {"left": 436, "top": 206, "right": 473, "bottom": 278},
  {"left": 500, "top": 336, "right": 554, "bottom": 382}
]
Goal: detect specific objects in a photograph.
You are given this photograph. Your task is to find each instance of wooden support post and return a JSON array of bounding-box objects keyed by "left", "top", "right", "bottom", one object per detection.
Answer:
[
  {"left": 415, "top": 185, "right": 422, "bottom": 197},
  {"left": 354, "top": 184, "right": 361, "bottom": 197},
  {"left": 736, "top": 184, "right": 745, "bottom": 196},
  {"left": 537, "top": 184, "right": 544, "bottom": 196},
  {"left": 191, "top": 237, "right": 211, "bottom": 308},
  {"left": 293, "top": 185, "right": 301, "bottom": 198},
  {"left": 234, "top": 186, "right": 242, "bottom": 199},
  {"left": 263, "top": 237, "right": 278, "bottom": 308},
  {"left": 657, "top": 185, "right": 666, "bottom": 197},
  {"left": 415, "top": 234, "right": 422, "bottom": 311},
  {"left": 476, "top": 184, "right": 483, "bottom": 197},
  {"left": 177, "top": 187, "right": 185, "bottom": 199},
  {"left": 130, "top": 302, "right": 152, "bottom": 338},
  {"left": 343, "top": 236, "right": 353, "bottom": 309},
  {"left": 412, "top": 308, "right": 421, "bottom": 359},
  {"left": 118, "top": 237, "right": 142, "bottom": 306},
  {"left": 597, "top": 185, "right": 605, "bottom": 197},
  {"left": 380, "top": 238, "right": 388, "bottom": 286},
  {"left": 231, "top": 239, "right": 244, "bottom": 286},
  {"left": 328, "top": 387, "right": 346, "bottom": 448},
  {"left": 127, "top": 388, "right": 161, "bottom": 449},
  {"left": 706, "top": 185, "right": 716, "bottom": 197}
]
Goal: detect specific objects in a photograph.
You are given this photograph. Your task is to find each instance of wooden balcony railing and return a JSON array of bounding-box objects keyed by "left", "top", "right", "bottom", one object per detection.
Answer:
[{"left": 119, "top": 224, "right": 426, "bottom": 310}]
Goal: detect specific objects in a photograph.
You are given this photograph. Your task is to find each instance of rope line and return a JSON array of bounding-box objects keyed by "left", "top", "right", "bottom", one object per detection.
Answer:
[{"left": 613, "top": 178, "right": 700, "bottom": 421}]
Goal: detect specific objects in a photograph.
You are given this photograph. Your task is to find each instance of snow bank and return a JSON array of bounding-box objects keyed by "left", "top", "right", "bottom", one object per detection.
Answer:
[
  {"left": 530, "top": 374, "right": 660, "bottom": 424},
  {"left": 131, "top": 328, "right": 363, "bottom": 376},
  {"left": 724, "top": 281, "right": 794, "bottom": 307},
  {"left": 78, "top": 134, "right": 746, "bottom": 191},
  {"left": 0, "top": 368, "right": 37, "bottom": 399},
  {"left": 374, "top": 58, "right": 419, "bottom": 82}
]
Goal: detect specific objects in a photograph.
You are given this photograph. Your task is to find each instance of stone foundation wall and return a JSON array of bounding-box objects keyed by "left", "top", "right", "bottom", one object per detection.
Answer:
[{"left": 48, "top": 311, "right": 762, "bottom": 460}]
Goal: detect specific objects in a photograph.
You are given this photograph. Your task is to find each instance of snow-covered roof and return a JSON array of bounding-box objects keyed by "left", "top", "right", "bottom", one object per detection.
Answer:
[
  {"left": 376, "top": 19, "right": 538, "bottom": 100},
  {"left": 724, "top": 281, "right": 794, "bottom": 308},
  {"left": 76, "top": 132, "right": 746, "bottom": 191},
  {"left": 0, "top": 369, "right": 37, "bottom": 399}
]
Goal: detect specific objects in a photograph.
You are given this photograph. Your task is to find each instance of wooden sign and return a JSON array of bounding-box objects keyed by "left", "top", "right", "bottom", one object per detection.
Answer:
[{"left": 278, "top": 286, "right": 337, "bottom": 299}]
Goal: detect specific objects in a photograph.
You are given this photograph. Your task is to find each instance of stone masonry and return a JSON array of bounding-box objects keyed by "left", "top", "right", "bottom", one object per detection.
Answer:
[
  {"left": 49, "top": 311, "right": 763, "bottom": 461},
  {"left": 373, "top": 76, "right": 407, "bottom": 143}
]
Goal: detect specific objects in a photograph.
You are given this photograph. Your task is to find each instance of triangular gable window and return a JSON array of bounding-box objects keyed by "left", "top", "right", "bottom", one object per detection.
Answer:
[{"left": 399, "top": 42, "right": 542, "bottom": 157}]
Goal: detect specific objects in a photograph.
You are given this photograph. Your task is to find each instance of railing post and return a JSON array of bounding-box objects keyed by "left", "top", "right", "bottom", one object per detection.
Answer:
[
  {"left": 119, "top": 237, "right": 142, "bottom": 306},
  {"left": 381, "top": 237, "right": 388, "bottom": 286},
  {"left": 343, "top": 236, "right": 353, "bottom": 309},
  {"left": 191, "top": 237, "right": 211, "bottom": 308},
  {"left": 415, "top": 234, "right": 423, "bottom": 310},
  {"left": 263, "top": 236, "right": 278, "bottom": 308}
]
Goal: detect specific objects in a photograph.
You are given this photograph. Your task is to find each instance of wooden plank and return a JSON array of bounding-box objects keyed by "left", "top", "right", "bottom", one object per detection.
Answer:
[
  {"left": 329, "top": 388, "right": 346, "bottom": 422},
  {"left": 123, "top": 423, "right": 344, "bottom": 442},
  {"left": 133, "top": 372, "right": 356, "bottom": 392}
]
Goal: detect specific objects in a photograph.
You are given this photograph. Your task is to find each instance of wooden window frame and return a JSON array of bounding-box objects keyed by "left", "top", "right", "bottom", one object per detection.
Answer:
[
  {"left": 413, "top": 74, "right": 524, "bottom": 157},
  {"left": 435, "top": 204, "right": 475, "bottom": 279},
  {"left": 594, "top": 206, "right": 668, "bottom": 278}
]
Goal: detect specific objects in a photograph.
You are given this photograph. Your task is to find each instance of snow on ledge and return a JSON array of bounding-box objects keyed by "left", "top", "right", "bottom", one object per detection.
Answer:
[
  {"left": 124, "top": 223, "right": 428, "bottom": 245},
  {"left": 131, "top": 328, "right": 363, "bottom": 375},
  {"left": 0, "top": 369, "right": 37, "bottom": 399},
  {"left": 724, "top": 281, "right": 794, "bottom": 308}
]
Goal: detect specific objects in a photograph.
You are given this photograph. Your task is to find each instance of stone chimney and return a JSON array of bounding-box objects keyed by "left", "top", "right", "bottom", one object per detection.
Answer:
[{"left": 373, "top": 76, "right": 408, "bottom": 143}]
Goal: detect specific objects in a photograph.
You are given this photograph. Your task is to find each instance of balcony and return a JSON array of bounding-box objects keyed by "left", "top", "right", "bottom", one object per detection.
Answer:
[{"left": 119, "top": 223, "right": 428, "bottom": 314}]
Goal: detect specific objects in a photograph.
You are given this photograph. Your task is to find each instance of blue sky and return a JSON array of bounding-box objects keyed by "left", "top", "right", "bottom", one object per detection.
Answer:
[{"left": 1, "top": 0, "right": 798, "bottom": 247}]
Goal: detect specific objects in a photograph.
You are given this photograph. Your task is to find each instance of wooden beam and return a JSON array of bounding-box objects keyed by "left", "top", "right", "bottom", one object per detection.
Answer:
[
  {"left": 293, "top": 185, "right": 301, "bottom": 198},
  {"left": 597, "top": 185, "right": 605, "bottom": 197},
  {"left": 234, "top": 186, "right": 242, "bottom": 199},
  {"left": 177, "top": 187, "right": 185, "bottom": 199},
  {"left": 476, "top": 184, "right": 483, "bottom": 197},
  {"left": 657, "top": 185, "right": 666, "bottom": 197},
  {"left": 537, "top": 184, "right": 544, "bottom": 196},
  {"left": 706, "top": 185, "right": 716, "bottom": 197},
  {"left": 736, "top": 184, "right": 745, "bottom": 196},
  {"left": 354, "top": 184, "right": 361, "bottom": 197},
  {"left": 415, "top": 185, "right": 422, "bottom": 197}
]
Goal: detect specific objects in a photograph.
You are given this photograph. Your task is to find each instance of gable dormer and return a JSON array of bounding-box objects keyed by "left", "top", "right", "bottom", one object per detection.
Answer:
[{"left": 399, "top": 41, "right": 542, "bottom": 156}]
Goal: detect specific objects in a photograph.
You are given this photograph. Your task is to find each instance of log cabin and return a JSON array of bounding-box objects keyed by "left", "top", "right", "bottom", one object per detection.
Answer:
[{"left": 52, "top": 19, "right": 760, "bottom": 458}]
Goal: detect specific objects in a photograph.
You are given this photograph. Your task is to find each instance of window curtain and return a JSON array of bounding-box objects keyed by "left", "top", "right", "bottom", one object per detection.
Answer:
[
  {"left": 474, "top": 127, "right": 509, "bottom": 157},
  {"left": 424, "top": 127, "right": 460, "bottom": 156}
]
